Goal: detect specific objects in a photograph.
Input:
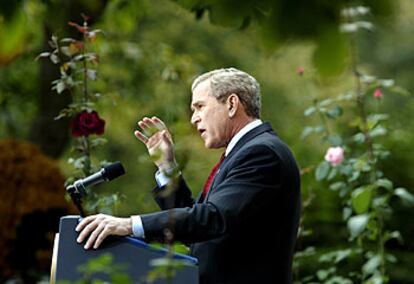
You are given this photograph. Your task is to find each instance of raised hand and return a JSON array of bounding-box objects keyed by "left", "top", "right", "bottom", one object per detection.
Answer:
[{"left": 134, "top": 116, "right": 177, "bottom": 171}]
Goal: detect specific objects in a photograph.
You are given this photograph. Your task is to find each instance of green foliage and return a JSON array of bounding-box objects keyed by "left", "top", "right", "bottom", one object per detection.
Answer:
[
  {"left": 173, "top": 0, "right": 395, "bottom": 77},
  {"left": 297, "top": 5, "right": 414, "bottom": 283},
  {"left": 58, "top": 254, "right": 132, "bottom": 284},
  {"left": 38, "top": 17, "right": 121, "bottom": 214},
  {"left": 1, "top": 0, "right": 414, "bottom": 282}
]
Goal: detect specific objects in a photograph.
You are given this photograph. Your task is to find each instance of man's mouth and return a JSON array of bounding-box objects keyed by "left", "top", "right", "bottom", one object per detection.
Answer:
[{"left": 198, "top": 129, "right": 206, "bottom": 137}]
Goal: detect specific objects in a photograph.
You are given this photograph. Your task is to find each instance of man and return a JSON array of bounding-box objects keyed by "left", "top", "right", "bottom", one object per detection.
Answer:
[{"left": 76, "top": 68, "right": 301, "bottom": 283}]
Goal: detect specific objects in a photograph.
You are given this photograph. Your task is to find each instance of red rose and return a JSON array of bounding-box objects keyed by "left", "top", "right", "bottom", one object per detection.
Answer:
[{"left": 70, "top": 111, "right": 105, "bottom": 137}]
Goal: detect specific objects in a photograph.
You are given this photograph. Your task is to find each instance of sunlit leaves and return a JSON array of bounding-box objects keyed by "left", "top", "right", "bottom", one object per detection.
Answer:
[
  {"left": 362, "top": 255, "right": 381, "bottom": 276},
  {"left": 375, "top": 179, "right": 393, "bottom": 190},
  {"left": 340, "top": 21, "right": 374, "bottom": 33},
  {"left": 394, "top": 187, "right": 414, "bottom": 206},
  {"left": 319, "top": 249, "right": 354, "bottom": 264},
  {"left": 315, "top": 161, "right": 330, "bottom": 181},
  {"left": 352, "top": 185, "right": 374, "bottom": 214},
  {"left": 348, "top": 214, "right": 369, "bottom": 239}
]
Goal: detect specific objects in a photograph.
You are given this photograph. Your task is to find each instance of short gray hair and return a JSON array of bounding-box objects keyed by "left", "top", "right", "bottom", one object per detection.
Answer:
[{"left": 191, "top": 67, "right": 261, "bottom": 118}]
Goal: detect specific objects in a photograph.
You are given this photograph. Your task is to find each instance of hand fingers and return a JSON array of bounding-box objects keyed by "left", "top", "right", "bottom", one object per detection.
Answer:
[
  {"left": 151, "top": 117, "right": 173, "bottom": 141},
  {"left": 151, "top": 116, "right": 167, "bottom": 130},
  {"left": 134, "top": 130, "right": 148, "bottom": 143},
  {"left": 94, "top": 226, "right": 111, "bottom": 249},
  {"left": 138, "top": 120, "right": 154, "bottom": 137},
  {"left": 84, "top": 221, "right": 106, "bottom": 249},
  {"left": 75, "top": 215, "right": 97, "bottom": 233},
  {"left": 135, "top": 116, "right": 174, "bottom": 152},
  {"left": 77, "top": 218, "right": 99, "bottom": 244}
]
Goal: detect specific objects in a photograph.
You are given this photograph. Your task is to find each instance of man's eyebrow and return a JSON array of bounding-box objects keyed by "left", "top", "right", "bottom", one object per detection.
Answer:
[{"left": 191, "top": 101, "right": 203, "bottom": 110}]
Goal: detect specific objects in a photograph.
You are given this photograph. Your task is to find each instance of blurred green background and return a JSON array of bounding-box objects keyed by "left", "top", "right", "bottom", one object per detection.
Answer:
[{"left": 0, "top": 0, "right": 413, "bottom": 282}]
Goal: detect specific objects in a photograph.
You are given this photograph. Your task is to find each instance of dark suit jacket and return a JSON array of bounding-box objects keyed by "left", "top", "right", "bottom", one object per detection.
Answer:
[{"left": 141, "top": 122, "right": 301, "bottom": 284}]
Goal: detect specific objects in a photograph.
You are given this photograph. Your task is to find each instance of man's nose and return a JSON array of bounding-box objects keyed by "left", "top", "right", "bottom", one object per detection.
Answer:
[{"left": 191, "top": 112, "right": 200, "bottom": 125}]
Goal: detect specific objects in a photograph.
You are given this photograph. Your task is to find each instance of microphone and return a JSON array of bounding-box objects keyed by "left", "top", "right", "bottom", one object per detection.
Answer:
[{"left": 67, "top": 161, "right": 126, "bottom": 197}]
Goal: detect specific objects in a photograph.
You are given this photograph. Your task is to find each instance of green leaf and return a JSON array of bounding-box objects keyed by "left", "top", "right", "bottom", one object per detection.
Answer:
[
  {"left": 375, "top": 179, "right": 393, "bottom": 190},
  {"left": 60, "top": 37, "right": 76, "bottom": 43},
  {"left": 369, "top": 126, "right": 387, "bottom": 138},
  {"left": 315, "top": 126, "right": 325, "bottom": 133},
  {"left": 351, "top": 185, "right": 373, "bottom": 214},
  {"left": 343, "top": 207, "right": 352, "bottom": 220},
  {"left": 172, "top": 242, "right": 190, "bottom": 255},
  {"left": 394, "top": 188, "right": 414, "bottom": 206},
  {"left": 50, "top": 53, "right": 60, "bottom": 64},
  {"left": 362, "top": 255, "right": 381, "bottom": 276},
  {"left": 372, "top": 196, "right": 388, "bottom": 208},
  {"left": 111, "top": 273, "right": 132, "bottom": 284},
  {"left": 379, "top": 79, "right": 395, "bottom": 87},
  {"left": 347, "top": 214, "right": 369, "bottom": 238},
  {"left": 330, "top": 181, "right": 346, "bottom": 191},
  {"left": 326, "top": 106, "right": 343, "bottom": 119},
  {"left": 319, "top": 249, "right": 352, "bottom": 264},
  {"left": 316, "top": 267, "right": 336, "bottom": 280},
  {"left": 87, "top": 69, "right": 97, "bottom": 80},
  {"left": 327, "top": 168, "right": 338, "bottom": 180},
  {"left": 56, "top": 81, "right": 65, "bottom": 94},
  {"left": 389, "top": 85, "right": 411, "bottom": 96},
  {"left": 35, "top": 52, "right": 51, "bottom": 60},
  {"left": 348, "top": 170, "right": 361, "bottom": 183},
  {"left": 341, "top": 6, "right": 370, "bottom": 18},
  {"left": 301, "top": 126, "right": 314, "bottom": 139},
  {"left": 304, "top": 107, "right": 316, "bottom": 116},
  {"left": 353, "top": 133, "right": 365, "bottom": 144},
  {"left": 319, "top": 98, "right": 334, "bottom": 107},
  {"left": 315, "top": 161, "right": 330, "bottom": 181},
  {"left": 384, "top": 231, "right": 403, "bottom": 244},
  {"left": 326, "top": 134, "right": 343, "bottom": 146},
  {"left": 90, "top": 138, "right": 108, "bottom": 148}
]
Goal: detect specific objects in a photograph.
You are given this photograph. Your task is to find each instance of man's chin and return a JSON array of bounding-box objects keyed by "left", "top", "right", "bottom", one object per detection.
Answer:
[
  {"left": 204, "top": 139, "right": 213, "bottom": 149},
  {"left": 204, "top": 140, "right": 223, "bottom": 149}
]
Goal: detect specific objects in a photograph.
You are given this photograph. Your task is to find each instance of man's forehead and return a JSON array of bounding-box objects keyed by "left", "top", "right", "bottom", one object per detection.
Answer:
[{"left": 191, "top": 80, "right": 211, "bottom": 104}]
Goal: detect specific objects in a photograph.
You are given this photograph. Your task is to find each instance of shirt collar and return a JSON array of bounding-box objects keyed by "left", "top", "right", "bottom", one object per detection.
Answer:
[{"left": 225, "top": 119, "right": 263, "bottom": 157}]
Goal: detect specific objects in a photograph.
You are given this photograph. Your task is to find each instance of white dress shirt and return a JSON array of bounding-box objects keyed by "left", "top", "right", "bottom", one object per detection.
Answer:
[{"left": 131, "top": 119, "right": 263, "bottom": 238}]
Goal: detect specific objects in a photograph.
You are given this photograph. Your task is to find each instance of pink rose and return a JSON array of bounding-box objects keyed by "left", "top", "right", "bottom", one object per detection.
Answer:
[
  {"left": 373, "top": 88, "right": 382, "bottom": 99},
  {"left": 70, "top": 110, "right": 105, "bottom": 137},
  {"left": 324, "top": 147, "right": 344, "bottom": 166}
]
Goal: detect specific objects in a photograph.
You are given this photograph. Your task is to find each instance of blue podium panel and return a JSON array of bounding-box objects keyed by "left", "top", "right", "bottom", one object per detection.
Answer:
[{"left": 53, "top": 215, "right": 199, "bottom": 283}]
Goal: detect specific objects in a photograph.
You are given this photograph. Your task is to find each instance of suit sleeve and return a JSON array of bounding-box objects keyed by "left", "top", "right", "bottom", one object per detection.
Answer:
[
  {"left": 141, "top": 145, "right": 284, "bottom": 243},
  {"left": 152, "top": 175, "right": 195, "bottom": 210}
]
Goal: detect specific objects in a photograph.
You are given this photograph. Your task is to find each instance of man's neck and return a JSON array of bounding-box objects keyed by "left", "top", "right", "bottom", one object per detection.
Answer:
[
  {"left": 229, "top": 117, "right": 255, "bottom": 140},
  {"left": 225, "top": 118, "right": 262, "bottom": 156}
]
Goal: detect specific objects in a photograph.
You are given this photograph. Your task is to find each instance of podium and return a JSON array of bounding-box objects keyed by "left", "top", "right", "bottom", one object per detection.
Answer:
[{"left": 51, "top": 216, "right": 199, "bottom": 283}]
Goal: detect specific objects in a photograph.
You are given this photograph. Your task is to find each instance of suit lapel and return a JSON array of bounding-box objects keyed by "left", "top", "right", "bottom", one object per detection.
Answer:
[{"left": 204, "top": 122, "right": 276, "bottom": 201}]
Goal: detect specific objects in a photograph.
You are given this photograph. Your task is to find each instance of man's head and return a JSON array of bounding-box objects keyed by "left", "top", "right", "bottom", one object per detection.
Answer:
[{"left": 190, "top": 68, "right": 261, "bottom": 149}]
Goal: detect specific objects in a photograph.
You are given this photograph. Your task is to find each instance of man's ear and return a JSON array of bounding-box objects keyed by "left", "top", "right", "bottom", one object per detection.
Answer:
[{"left": 227, "top": 94, "right": 239, "bottom": 118}]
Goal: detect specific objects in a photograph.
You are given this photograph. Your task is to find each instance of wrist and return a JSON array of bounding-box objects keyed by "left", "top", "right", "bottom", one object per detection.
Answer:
[
  {"left": 126, "top": 217, "right": 133, "bottom": 235},
  {"left": 158, "top": 160, "right": 178, "bottom": 173}
]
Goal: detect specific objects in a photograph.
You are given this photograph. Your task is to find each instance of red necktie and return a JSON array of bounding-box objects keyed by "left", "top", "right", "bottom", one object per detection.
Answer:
[{"left": 202, "top": 153, "right": 225, "bottom": 198}]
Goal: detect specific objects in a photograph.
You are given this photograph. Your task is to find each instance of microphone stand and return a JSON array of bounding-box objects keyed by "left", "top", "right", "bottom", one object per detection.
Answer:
[{"left": 66, "top": 185, "right": 86, "bottom": 217}]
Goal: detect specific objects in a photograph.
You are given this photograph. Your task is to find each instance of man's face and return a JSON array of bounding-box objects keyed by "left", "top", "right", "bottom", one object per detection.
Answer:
[{"left": 191, "top": 80, "right": 231, "bottom": 149}]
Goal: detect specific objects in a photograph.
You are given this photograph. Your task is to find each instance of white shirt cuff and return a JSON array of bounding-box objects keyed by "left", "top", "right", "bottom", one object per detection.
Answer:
[
  {"left": 131, "top": 215, "right": 145, "bottom": 238},
  {"left": 155, "top": 170, "right": 171, "bottom": 188}
]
